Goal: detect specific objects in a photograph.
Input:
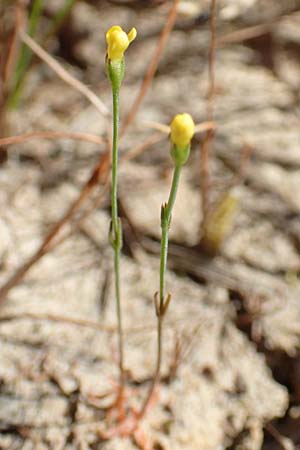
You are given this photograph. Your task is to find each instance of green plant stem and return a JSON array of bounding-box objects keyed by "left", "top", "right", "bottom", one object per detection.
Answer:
[
  {"left": 111, "top": 86, "right": 124, "bottom": 389},
  {"left": 159, "top": 164, "right": 181, "bottom": 306},
  {"left": 139, "top": 164, "right": 181, "bottom": 418},
  {"left": 111, "top": 89, "right": 119, "bottom": 234}
]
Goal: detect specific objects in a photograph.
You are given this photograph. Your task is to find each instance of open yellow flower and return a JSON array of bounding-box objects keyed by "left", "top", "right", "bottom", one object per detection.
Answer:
[
  {"left": 106, "top": 25, "right": 137, "bottom": 61},
  {"left": 170, "top": 113, "right": 195, "bottom": 148}
]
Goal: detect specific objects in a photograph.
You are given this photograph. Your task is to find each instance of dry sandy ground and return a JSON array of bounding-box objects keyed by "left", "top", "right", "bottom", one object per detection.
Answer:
[{"left": 1, "top": 1, "right": 300, "bottom": 449}]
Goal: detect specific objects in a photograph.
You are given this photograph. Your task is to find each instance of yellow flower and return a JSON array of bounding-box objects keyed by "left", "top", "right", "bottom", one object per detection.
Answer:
[
  {"left": 106, "top": 25, "right": 137, "bottom": 61},
  {"left": 170, "top": 113, "right": 195, "bottom": 148}
]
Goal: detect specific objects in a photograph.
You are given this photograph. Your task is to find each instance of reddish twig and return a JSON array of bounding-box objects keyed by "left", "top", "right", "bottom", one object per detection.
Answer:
[
  {"left": 4, "top": 0, "right": 28, "bottom": 91},
  {"left": 217, "top": 23, "right": 275, "bottom": 46},
  {"left": 120, "top": 0, "right": 180, "bottom": 135},
  {"left": 0, "top": 311, "right": 113, "bottom": 332},
  {"left": 20, "top": 31, "right": 109, "bottom": 117},
  {"left": 200, "top": 0, "right": 217, "bottom": 236},
  {"left": 0, "top": 131, "right": 105, "bottom": 148},
  {"left": 0, "top": 311, "right": 166, "bottom": 336},
  {"left": 217, "top": 10, "right": 300, "bottom": 47},
  {"left": 0, "top": 152, "right": 110, "bottom": 304},
  {"left": 0, "top": 121, "right": 214, "bottom": 152},
  {"left": 0, "top": 1, "right": 28, "bottom": 136},
  {"left": 265, "top": 423, "right": 291, "bottom": 450}
]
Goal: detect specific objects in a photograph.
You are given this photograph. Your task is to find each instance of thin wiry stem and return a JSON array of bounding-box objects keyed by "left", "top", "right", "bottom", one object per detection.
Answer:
[
  {"left": 111, "top": 87, "right": 125, "bottom": 390},
  {"left": 139, "top": 165, "right": 181, "bottom": 418}
]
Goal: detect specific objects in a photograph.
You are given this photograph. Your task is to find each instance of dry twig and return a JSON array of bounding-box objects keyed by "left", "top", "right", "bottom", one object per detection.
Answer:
[
  {"left": 217, "top": 10, "right": 300, "bottom": 46},
  {"left": 121, "top": 0, "right": 180, "bottom": 134},
  {"left": 3, "top": 0, "right": 28, "bottom": 90},
  {"left": 0, "top": 131, "right": 105, "bottom": 147},
  {"left": 20, "top": 31, "right": 109, "bottom": 117},
  {"left": 0, "top": 152, "right": 110, "bottom": 303}
]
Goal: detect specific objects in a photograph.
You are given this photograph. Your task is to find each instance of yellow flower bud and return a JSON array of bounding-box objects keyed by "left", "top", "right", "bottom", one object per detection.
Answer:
[
  {"left": 106, "top": 25, "right": 137, "bottom": 62},
  {"left": 170, "top": 113, "right": 195, "bottom": 148}
]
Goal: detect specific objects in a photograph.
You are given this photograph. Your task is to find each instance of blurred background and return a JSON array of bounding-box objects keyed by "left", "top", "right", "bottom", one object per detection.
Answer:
[{"left": 0, "top": 1, "right": 300, "bottom": 449}]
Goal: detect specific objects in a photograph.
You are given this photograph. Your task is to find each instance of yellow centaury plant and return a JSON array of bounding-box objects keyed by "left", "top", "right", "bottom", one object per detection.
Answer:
[
  {"left": 105, "top": 25, "right": 137, "bottom": 395},
  {"left": 105, "top": 23, "right": 196, "bottom": 423},
  {"left": 140, "top": 113, "right": 195, "bottom": 418}
]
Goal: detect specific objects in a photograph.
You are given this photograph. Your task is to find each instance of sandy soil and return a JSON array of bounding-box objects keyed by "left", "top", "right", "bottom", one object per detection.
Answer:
[{"left": 0, "top": 1, "right": 300, "bottom": 449}]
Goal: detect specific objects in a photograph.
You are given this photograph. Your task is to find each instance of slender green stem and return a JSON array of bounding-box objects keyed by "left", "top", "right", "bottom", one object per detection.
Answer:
[
  {"left": 111, "top": 86, "right": 124, "bottom": 388},
  {"left": 114, "top": 234, "right": 124, "bottom": 383},
  {"left": 111, "top": 89, "right": 119, "bottom": 233},
  {"left": 139, "top": 164, "right": 181, "bottom": 418},
  {"left": 159, "top": 164, "right": 181, "bottom": 306}
]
